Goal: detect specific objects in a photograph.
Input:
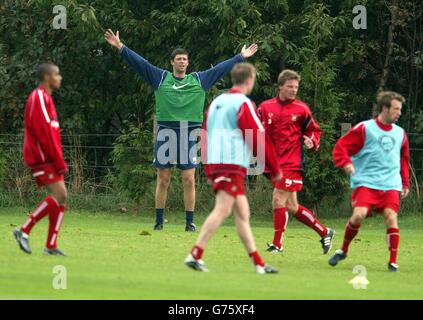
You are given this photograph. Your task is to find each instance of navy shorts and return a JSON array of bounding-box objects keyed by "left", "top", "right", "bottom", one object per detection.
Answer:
[{"left": 153, "top": 124, "right": 200, "bottom": 170}]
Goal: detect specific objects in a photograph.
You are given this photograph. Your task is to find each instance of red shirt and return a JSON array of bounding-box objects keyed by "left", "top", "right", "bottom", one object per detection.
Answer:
[
  {"left": 23, "top": 86, "right": 68, "bottom": 173},
  {"left": 258, "top": 97, "right": 321, "bottom": 172},
  {"left": 202, "top": 88, "right": 281, "bottom": 179},
  {"left": 332, "top": 117, "right": 410, "bottom": 188}
]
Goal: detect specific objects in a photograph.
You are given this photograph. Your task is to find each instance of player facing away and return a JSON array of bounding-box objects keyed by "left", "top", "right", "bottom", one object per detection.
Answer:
[
  {"left": 105, "top": 29, "right": 258, "bottom": 232},
  {"left": 185, "top": 63, "right": 283, "bottom": 274},
  {"left": 329, "top": 91, "right": 410, "bottom": 272},
  {"left": 258, "top": 70, "right": 335, "bottom": 254},
  {"left": 13, "top": 63, "right": 68, "bottom": 256}
]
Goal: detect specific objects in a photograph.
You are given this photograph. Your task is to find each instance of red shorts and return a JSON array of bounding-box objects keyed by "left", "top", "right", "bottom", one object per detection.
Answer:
[
  {"left": 31, "top": 165, "right": 64, "bottom": 187},
  {"left": 273, "top": 171, "right": 303, "bottom": 192},
  {"left": 209, "top": 172, "right": 246, "bottom": 198},
  {"left": 351, "top": 186, "right": 400, "bottom": 215}
]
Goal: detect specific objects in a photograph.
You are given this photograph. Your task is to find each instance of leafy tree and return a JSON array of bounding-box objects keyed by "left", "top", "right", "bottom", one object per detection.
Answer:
[{"left": 0, "top": 0, "right": 421, "bottom": 210}]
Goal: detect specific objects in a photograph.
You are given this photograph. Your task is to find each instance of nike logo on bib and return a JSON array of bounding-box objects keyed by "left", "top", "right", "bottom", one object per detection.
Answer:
[{"left": 172, "top": 83, "right": 189, "bottom": 90}]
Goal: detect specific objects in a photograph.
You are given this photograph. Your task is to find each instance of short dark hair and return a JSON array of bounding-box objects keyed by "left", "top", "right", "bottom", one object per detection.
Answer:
[
  {"left": 377, "top": 91, "right": 405, "bottom": 112},
  {"left": 277, "top": 69, "right": 301, "bottom": 86},
  {"left": 230, "top": 63, "right": 256, "bottom": 85},
  {"left": 170, "top": 48, "right": 189, "bottom": 60},
  {"left": 37, "top": 62, "right": 57, "bottom": 81}
]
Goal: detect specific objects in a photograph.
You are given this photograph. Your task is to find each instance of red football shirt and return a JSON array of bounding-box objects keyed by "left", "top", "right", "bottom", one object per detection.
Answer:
[
  {"left": 23, "top": 85, "right": 68, "bottom": 173},
  {"left": 258, "top": 97, "right": 321, "bottom": 172}
]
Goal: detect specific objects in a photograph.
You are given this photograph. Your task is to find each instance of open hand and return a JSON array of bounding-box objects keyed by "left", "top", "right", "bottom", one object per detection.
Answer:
[
  {"left": 104, "top": 29, "right": 123, "bottom": 50},
  {"left": 241, "top": 44, "right": 258, "bottom": 58}
]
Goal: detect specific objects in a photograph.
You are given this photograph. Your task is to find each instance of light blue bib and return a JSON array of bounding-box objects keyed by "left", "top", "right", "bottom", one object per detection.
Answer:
[
  {"left": 207, "top": 93, "right": 253, "bottom": 169},
  {"left": 351, "top": 119, "right": 404, "bottom": 191}
]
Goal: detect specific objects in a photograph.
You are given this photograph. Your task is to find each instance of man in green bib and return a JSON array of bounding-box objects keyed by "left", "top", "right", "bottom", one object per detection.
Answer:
[{"left": 105, "top": 29, "right": 258, "bottom": 231}]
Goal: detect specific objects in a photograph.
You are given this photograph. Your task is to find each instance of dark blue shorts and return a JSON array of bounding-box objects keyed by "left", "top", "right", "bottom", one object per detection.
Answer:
[{"left": 153, "top": 124, "right": 201, "bottom": 170}]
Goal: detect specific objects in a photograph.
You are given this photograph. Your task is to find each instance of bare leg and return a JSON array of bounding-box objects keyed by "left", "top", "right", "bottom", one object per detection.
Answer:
[
  {"left": 154, "top": 168, "right": 171, "bottom": 227},
  {"left": 181, "top": 168, "right": 196, "bottom": 228},
  {"left": 195, "top": 191, "right": 234, "bottom": 248},
  {"left": 181, "top": 168, "right": 195, "bottom": 212},
  {"left": 155, "top": 168, "right": 171, "bottom": 209},
  {"left": 46, "top": 181, "right": 67, "bottom": 205},
  {"left": 233, "top": 195, "right": 256, "bottom": 253},
  {"left": 234, "top": 195, "right": 277, "bottom": 273},
  {"left": 272, "top": 188, "right": 290, "bottom": 209},
  {"left": 285, "top": 192, "right": 299, "bottom": 214}
]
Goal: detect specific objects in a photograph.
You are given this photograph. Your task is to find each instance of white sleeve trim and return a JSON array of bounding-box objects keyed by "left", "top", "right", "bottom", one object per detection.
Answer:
[
  {"left": 158, "top": 71, "right": 167, "bottom": 88},
  {"left": 245, "top": 100, "right": 264, "bottom": 132},
  {"left": 193, "top": 72, "right": 202, "bottom": 87},
  {"left": 37, "top": 90, "right": 50, "bottom": 123},
  {"left": 352, "top": 121, "right": 365, "bottom": 130}
]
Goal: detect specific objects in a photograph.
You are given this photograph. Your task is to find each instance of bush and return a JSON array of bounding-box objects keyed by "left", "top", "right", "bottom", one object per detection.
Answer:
[{"left": 110, "top": 123, "right": 156, "bottom": 207}]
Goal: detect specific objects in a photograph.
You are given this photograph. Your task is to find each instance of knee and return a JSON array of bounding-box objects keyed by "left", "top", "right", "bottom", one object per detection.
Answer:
[
  {"left": 286, "top": 202, "right": 299, "bottom": 214},
  {"left": 235, "top": 210, "right": 249, "bottom": 223},
  {"left": 54, "top": 188, "right": 68, "bottom": 205},
  {"left": 351, "top": 208, "right": 367, "bottom": 224},
  {"left": 213, "top": 206, "right": 232, "bottom": 220},
  {"left": 385, "top": 210, "right": 398, "bottom": 228},
  {"left": 221, "top": 204, "right": 233, "bottom": 218},
  {"left": 157, "top": 174, "right": 170, "bottom": 189},
  {"left": 272, "top": 194, "right": 286, "bottom": 209},
  {"left": 182, "top": 175, "right": 195, "bottom": 189}
]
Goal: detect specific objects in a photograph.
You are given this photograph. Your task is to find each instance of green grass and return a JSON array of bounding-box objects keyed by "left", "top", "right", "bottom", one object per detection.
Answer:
[{"left": 0, "top": 207, "right": 422, "bottom": 299}]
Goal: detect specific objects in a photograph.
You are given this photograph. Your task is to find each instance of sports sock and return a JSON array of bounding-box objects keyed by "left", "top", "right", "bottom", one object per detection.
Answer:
[
  {"left": 249, "top": 251, "right": 265, "bottom": 267},
  {"left": 294, "top": 205, "right": 328, "bottom": 237},
  {"left": 21, "top": 196, "right": 58, "bottom": 235},
  {"left": 155, "top": 208, "right": 164, "bottom": 224},
  {"left": 387, "top": 228, "right": 400, "bottom": 264},
  {"left": 186, "top": 210, "right": 194, "bottom": 225},
  {"left": 272, "top": 207, "right": 288, "bottom": 248},
  {"left": 46, "top": 204, "right": 65, "bottom": 249},
  {"left": 191, "top": 244, "right": 204, "bottom": 260},
  {"left": 341, "top": 219, "right": 361, "bottom": 254}
]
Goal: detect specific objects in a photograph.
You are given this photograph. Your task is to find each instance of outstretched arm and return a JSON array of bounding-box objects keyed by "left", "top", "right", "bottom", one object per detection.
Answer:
[
  {"left": 196, "top": 44, "right": 258, "bottom": 91},
  {"left": 104, "top": 29, "right": 166, "bottom": 89}
]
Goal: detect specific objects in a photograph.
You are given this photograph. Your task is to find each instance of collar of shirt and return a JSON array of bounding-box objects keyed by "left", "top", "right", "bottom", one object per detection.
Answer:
[
  {"left": 38, "top": 84, "right": 52, "bottom": 96},
  {"left": 276, "top": 96, "right": 295, "bottom": 106},
  {"left": 172, "top": 75, "right": 186, "bottom": 81},
  {"left": 375, "top": 117, "right": 393, "bottom": 131},
  {"left": 228, "top": 87, "right": 243, "bottom": 94}
]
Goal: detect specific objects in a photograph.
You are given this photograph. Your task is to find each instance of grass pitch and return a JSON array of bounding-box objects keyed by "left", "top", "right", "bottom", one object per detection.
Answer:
[{"left": 1, "top": 208, "right": 422, "bottom": 299}]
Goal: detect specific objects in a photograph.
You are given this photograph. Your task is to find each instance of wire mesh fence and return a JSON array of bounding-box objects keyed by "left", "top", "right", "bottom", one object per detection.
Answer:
[
  {"left": 0, "top": 131, "right": 422, "bottom": 215},
  {"left": 1, "top": 131, "right": 422, "bottom": 173}
]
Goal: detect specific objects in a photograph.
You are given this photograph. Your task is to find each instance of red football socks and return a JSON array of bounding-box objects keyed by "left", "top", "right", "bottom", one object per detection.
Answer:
[
  {"left": 21, "top": 196, "right": 59, "bottom": 235},
  {"left": 272, "top": 207, "right": 288, "bottom": 248},
  {"left": 387, "top": 228, "right": 400, "bottom": 264},
  {"left": 46, "top": 204, "right": 66, "bottom": 249},
  {"left": 341, "top": 220, "right": 361, "bottom": 254},
  {"left": 294, "top": 205, "right": 328, "bottom": 238},
  {"left": 191, "top": 244, "right": 204, "bottom": 260},
  {"left": 249, "top": 251, "right": 265, "bottom": 267}
]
